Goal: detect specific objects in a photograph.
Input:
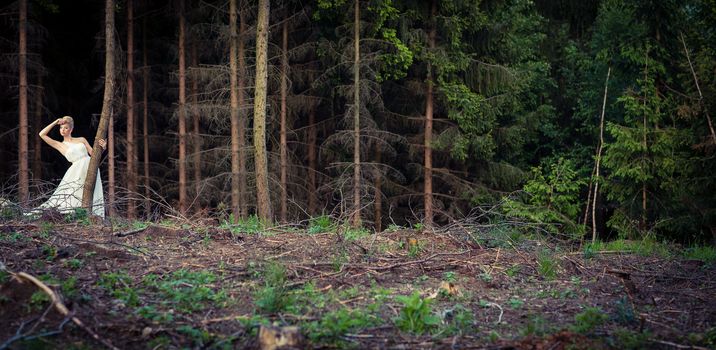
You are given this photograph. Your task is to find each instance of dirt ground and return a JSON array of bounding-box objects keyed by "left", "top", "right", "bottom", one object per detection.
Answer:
[{"left": 1, "top": 216, "right": 714, "bottom": 349}]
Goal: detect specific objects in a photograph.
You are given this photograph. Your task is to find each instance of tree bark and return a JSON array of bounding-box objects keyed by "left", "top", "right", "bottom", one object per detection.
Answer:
[
  {"left": 374, "top": 147, "right": 382, "bottom": 232},
  {"left": 423, "top": 0, "right": 436, "bottom": 229},
  {"left": 18, "top": 0, "right": 28, "bottom": 203},
  {"left": 351, "top": 0, "right": 361, "bottom": 228},
  {"left": 279, "top": 19, "right": 289, "bottom": 223},
  {"left": 238, "top": 4, "right": 248, "bottom": 218},
  {"left": 230, "top": 0, "right": 240, "bottom": 222},
  {"left": 308, "top": 107, "right": 317, "bottom": 216},
  {"left": 178, "top": 0, "right": 188, "bottom": 215},
  {"left": 191, "top": 36, "right": 201, "bottom": 212},
  {"left": 126, "top": 0, "right": 136, "bottom": 219},
  {"left": 33, "top": 76, "right": 43, "bottom": 183},
  {"left": 82, "top": 0, "right": 115, "bottom": 215},
  {"left": 142, "top": 11, "right": 151, "bottom": 216},
  {"left": 108, "top": 112, "right": 115, "bottom": 216},
  {"left": 591, "top": 66, "right": 610, "bottom": 242},
  {"left": 254, "top": 0, "right": 272, "bottom": 221}
]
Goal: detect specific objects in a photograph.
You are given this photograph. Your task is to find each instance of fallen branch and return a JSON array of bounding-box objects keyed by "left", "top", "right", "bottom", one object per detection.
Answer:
[
  {"left": 367, "top": 250, "right": 469, "bottom": 272},
  {"left": 11, "top": 271, "right": 120, "bottom": 350},
  {"left": 651, "top": 339, "right": 710, "bottom": 350},
  {"left": 115, "top": 225, "right": 148, "bottom": 237}
]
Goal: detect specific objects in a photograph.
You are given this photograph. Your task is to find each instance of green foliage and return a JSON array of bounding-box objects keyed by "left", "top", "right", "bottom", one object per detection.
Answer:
[
  {"left": 571, "top": 307, "right": 607, "bottom": 334},
  {"left": 64, "top": 258, "right": 82, "bottom": 269},
  {"left": 221, "top": 214, "right": 264, "bottom": 235},
  {"left": 98, "top": 271, "right": 140, "bottom": 307},
  {"left": 611, "top": 328, "right": 651, "bottom": 350},
  {"left": 440, "top": 304, "right": 475, "bottom": 336},
  {"left": 343, "top": 226, "right": 370, "bottom": 241},
  {"left": 503, "top": 158, "right": 586, "bottom": 236},
  {"left": 537, "top": 250, "right": 558, "bottom": 280},
  {"left": 143, "top": 269, "right": 225, "bottom": 313},
  {"left": 254, "top": 262, "right": 290, "bottom": 314},
  {"left": 584, "top": 238, "right": 672, "bottom": 258},
  {"left": 307, "top": 308, "right": 381, "bottom": 344},
  {"left": 394, "top": 291, "right": 440, "bottom": 334},
  {"left": 308, "top": 215, "right": 335, "bottom": 234},
  {"left": 683, "top": 245, "right": 716, "bottom": 265},
  {"left": 65, "top": 208, "right": 90, "bottom": 225},
  {"left": 177, "top": 325, "right": 212, "bottom": 347},
  {"left": 521, "top": 314, "right": 550, "bottom": 337}
]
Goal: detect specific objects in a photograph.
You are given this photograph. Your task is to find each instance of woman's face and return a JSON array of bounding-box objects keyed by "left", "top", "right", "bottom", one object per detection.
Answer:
[{"left": 59, "top": 123, "right": 72, "bottom": 137}]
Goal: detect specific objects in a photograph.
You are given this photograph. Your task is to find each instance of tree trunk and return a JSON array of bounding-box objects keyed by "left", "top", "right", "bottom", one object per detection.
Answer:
[
  {"left": 142, "top": 12, "right": 151, "bottom": 216},
  {"left": 254, "top": 0, "right": 272, "bottom": 221},
  {"left": 126, "top": 0, "right": 136, "bottom": 219},
  {"left": 308, "top": 107, "right": 317, "bottom": 216},
  {"left": 18, "top": 0, "right": 28, "bottom": 203},
  {"left": 178, "top": 0, "right": 188, "bottom": 215},
  {"left": 82, "top": 0, "right": 115, "bottom": 215},
  {"left": 238, "top": 4, "right": 248, "bottom": 218},
  {"left": 279, "top": 19, "right": 289, "bottom": 223},
  {"left": 591, "top": 66, "right": 610, "bottom": 242},
  {"left": 33, "top": 76, "right": 43, "bottom": 182},
  {"left": 351, "top": 0, "right": 361, "bottom": 228},
  {"left": 108, "top": 114, "right": 115, "bottom": 215},
  {"left": 191, "top": 36, "right": 201, "bottom": 212},
  {"left": 680, "top": 32, "right": 716, "bottom": 144},
  {"left": 423, "top": 0, "right": 436, "bottom": 229},
  {"left": 230, "top": 0, "right": 240, "bottom": 222},
  {"left": 374, "top": 147, "right": 382, "bottom": 232}
]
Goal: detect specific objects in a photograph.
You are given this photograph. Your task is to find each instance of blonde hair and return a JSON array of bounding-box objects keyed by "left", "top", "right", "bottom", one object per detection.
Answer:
[{"left": 62, "top": 116, "right": 74, "bottom": 129}]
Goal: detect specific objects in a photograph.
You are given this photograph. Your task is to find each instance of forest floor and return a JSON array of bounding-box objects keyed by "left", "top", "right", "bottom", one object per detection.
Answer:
[{"left": 1, "top": 213, "right": 715, "bottom": 350}]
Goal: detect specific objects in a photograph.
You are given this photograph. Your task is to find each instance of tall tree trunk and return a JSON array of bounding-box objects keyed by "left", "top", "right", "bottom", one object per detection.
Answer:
[
  {"left": 33, "top": 76, "right": 43, "bottom": 182},
  {"left": 191, "top": 37, "right": 200, "bottom": 212},
  {"left": 279, "top": 19, "right": 288, "bottom": 223},
  {"left": 108, "top": 113, "right": 115, "bottom": 215},
  {"left": 178, "top": 0, "right": 188, "bottom": 215},
  {"left": 254, "top": 0, "right": 272, "bottom": 221},
  {"left": 18, "top": 0, "right": 28, "bottom": 203},
  {"left": 238, "top": 4, "right": 248, "bottom": 218},
  {"left": 142, "top": 12, "right": 151, "bottom": 216},
  {"left": 126, "top": 0, "right": 136, "bottom": 219},
  {"left": 374, "top": 147, "right": 382, "bottom": 232},
  {"left": 351, "top": 0, "right": 361, "bottom": 228},
  {"left": 423, "top": 0, "right": 436, "bottom": 229},
  {"left": 82, "top": 0, "right": 115, "bottom": 214},
  {"left": 680, "top": 32, "right": 716, "bottom": 144},
  {"left": 591, "top": 66, "right": 610, "bottom": 242},
  {"left": 308, "top": 107, "right": 317, "bottom": 216},
  {"left": 230, "top": 0, "right": 240, "bottom": 222}
]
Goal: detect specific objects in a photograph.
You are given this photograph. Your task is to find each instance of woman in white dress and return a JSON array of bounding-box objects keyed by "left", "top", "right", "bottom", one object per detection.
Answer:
[{"left": 36, "top": 116, "right": 106, "bottom": 217}]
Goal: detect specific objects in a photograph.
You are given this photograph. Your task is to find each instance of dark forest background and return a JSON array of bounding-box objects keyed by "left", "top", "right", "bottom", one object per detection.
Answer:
[{"left": 1, "top": 0, "right": 715, "bottom": 244}]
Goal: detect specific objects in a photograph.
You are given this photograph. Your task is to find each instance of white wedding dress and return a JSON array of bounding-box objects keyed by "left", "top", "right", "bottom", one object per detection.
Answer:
[{"left": 37, "top": 141, "right": 105, "bottom": 217}]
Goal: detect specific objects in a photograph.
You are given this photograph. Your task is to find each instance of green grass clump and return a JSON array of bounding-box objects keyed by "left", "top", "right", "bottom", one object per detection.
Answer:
[
  {"left": 254, "top": 262, "right": 291, "bottom": 313},
  {"left": 537, "top": 250, "right": 557, "bottom": 280},
  {"left": 307, "top": 308, "right": 381, "bottom": 345},
  {"left": 394, "top": 291, "right": 440, "bottom": 335},
  {"left": 143, "top": 269, "right": 226, "bottom": 313},
  {"left": 571, "top": 307, "right": 607, "bottom": 334},
  {"left": 584, "top": 238, "right": 672, "bottom": 258},
  {"left": 683, "top": 245, "right": 716, "bottom": 265},
  {"left": 308, "top": 215, "right": 335, "bottom": 234}
]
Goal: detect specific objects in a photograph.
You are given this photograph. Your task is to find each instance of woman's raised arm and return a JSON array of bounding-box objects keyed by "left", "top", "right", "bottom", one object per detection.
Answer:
[{"left": 38, "top": 119, "right": 64, "bottom": 152}]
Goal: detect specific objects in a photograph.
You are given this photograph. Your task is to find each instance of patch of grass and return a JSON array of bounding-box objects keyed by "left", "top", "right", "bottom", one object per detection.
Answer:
[
  {"left": 143, "top": 269, "right": 226, "bottom": 313},
  {"left": 98, "top": 271, "right": 140, "bottom": 307},
  {"left": 64, "top": 258, "right": 82, "bottom": 269},
  {"left": 0, "top": 231, "right": 28, "bottom": 243},
  {"left": 343, "top": 226, "right": 371, "bottom": 241},
  {"left": 521, "top": 314, "right": 550, "bottom": 336},
  {"left": 308, "top": 215, "right": 335, "bottom": 234},
  {"left": 65, "top": 208, "right": 90, "bottom": 225},
  {"left": 307, "top": 307, "right": 382, "bottom": 345},
  {"left": 687, "top": 327, "right": 716, "bottom": 348},
  {"left": 177, "top": 325, "right": 212, "bottom": 347},
  {"left": 29, "top": 290, "right": 50, "bottom": 311},
  {"left": 537, "top": 250, "right": 557, "bottom": 280},
  {"left": 584, "top": 238, "right": 672, "bottom": 258},
  {"left": 254, "top": 262, "right": 290, "bottom": 313},
  {"left": 571, "top": 306, "right": 607, "bottom": 334},
  {"left": 439, "top": 304, "right": 475, "bottom": 336},
  {"left": 610, "top": 328, "right": 651, "bottom": 349},
  {"left": 683, "top": 245, "right": 716, "bottom": 265},
  {"left": 136, "top": 305, "right": 174, "bottom": 323},
  {"left": 507, "top": 297, "right": 524, "bottom": 309},
  {"left": 61, "top": 276, "right": 79, "bottom": 299},
  {"left": 505, "top": 264, "right": 521, "bottom": 277},
  {"left": 38, "top": 222, "right": 53, "bottom": 238},
  {"left": 442, "top": 271, "right": 457, "bottom": 283},
  {"left": 394, "top": 291, "right": 440, "bottom": 335},
  {"left": 0, "top": 270, "right": 9, "bottom": 284},
  {"left": 221, "top": 214, "right": 265, "bottom": 235}
]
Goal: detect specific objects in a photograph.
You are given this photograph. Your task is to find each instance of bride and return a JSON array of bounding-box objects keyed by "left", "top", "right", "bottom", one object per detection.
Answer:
[{"left": 36, "top": 116, "right": 106, "bottom": 217}]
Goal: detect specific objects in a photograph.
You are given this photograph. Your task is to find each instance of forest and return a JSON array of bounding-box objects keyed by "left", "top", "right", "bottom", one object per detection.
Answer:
[{"left": 0, "top": 0, "right": 715, "bottom": 349}]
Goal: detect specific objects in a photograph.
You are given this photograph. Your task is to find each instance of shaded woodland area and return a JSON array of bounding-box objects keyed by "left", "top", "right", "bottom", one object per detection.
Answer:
[{"left": 1, "top": 0, "right": 716, "bottom": 349}]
